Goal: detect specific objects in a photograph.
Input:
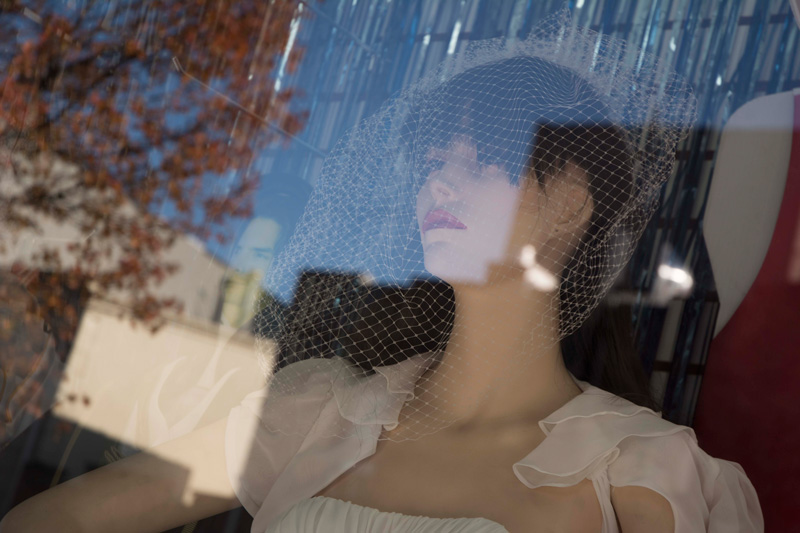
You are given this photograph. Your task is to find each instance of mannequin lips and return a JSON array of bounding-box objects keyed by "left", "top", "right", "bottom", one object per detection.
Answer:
[{"left": 423, "top": 209, "right": 467, "bottom": 233}]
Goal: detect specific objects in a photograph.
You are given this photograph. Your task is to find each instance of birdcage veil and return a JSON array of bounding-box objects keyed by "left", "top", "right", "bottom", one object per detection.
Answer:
[{"left": 250, "top": 10, "right": 695, "bottom": 442}]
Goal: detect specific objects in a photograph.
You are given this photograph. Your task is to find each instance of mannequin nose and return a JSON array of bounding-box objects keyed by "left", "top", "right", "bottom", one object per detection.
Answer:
[{"left": 430, "top": 179, "right": 459, "bottom": 204}]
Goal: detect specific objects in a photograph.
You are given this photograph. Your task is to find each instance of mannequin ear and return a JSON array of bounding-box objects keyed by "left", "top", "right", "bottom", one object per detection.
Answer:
[{"left": 544, "top": 161, "right": 593, "bottom": 238}]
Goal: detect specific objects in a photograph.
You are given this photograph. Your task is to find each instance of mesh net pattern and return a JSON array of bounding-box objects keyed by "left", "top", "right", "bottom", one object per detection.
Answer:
[{"left": 252, "top": 11, "right": 696, "bottom": 441}]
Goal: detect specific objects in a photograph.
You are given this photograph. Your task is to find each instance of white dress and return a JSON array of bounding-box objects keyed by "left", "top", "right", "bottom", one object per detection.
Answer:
[{"left": 224, "top": 356, "right": 764, "bottom": 532}]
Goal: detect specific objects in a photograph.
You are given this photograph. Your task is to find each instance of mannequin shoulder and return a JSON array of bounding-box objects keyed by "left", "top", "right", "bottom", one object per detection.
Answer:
[{"left": 727, "top": 90, "right": 794, "bottom": 128}]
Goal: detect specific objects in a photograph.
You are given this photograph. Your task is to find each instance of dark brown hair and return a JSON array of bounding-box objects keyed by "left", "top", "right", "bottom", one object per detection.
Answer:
[{"left": 530, "top": 123, "right": 658, "bottom": 411}]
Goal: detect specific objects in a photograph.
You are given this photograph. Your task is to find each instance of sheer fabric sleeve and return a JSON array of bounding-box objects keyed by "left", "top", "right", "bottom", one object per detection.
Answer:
[
  {"left": 224, "top": 355, "right": 429, "bottom": 531},
  {"left": 512, "top": 387, "right": 763, "bottom": 533},
  {"left": 606, "top": 428, "right": 763, "bottom": 533}
]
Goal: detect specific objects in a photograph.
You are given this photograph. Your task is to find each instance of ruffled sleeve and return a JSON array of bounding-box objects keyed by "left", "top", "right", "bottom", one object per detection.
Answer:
[
  {"left": 224, "top": 355, "right": 432, "bottom": 532},
  {"left": 512, "top": 385, "right": 763, "bottom": 533}
]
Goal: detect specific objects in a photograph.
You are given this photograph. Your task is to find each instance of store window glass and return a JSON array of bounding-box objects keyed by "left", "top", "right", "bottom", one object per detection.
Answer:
[{"left": 0, "top": 1, "right": 794, "bottom": 531}]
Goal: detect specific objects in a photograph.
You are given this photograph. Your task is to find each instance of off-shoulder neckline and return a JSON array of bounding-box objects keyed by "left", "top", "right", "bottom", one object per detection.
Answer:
[{"left": 304, "top": 496, "right": 510, "bottom": 530}]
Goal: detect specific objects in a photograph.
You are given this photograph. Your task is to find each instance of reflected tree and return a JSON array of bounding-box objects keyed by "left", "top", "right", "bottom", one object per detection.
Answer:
[
  {"left": 0, "top": 0, "right": 308, "bottom": 334},
  {"left": 0, "top": 0, "right": 309, "bottom": 446}
]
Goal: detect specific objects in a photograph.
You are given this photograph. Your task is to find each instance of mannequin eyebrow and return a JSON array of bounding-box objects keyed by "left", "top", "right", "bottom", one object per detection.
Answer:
[{"left": 425, "top": 146, "right": 446, "bottom": 162}]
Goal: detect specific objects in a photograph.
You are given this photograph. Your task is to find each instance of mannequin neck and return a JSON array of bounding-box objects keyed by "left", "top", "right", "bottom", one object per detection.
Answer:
[{"left": 401, "top": 273, "right": 582, "bottom": 435}]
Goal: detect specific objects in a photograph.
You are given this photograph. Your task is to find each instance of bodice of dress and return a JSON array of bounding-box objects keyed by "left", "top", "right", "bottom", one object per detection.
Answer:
[
  {"left": 265, "top": 496, "right": 509, "bottom": 533},
  {"left": 224, "top": 355, "right": 764, "bottom": 533}
]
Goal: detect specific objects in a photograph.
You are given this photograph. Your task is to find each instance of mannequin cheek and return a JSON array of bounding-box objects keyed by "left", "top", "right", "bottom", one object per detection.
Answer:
[
  {"left": 415, "top": 187, "right": 434, "bottom": 227},
  {"left": 500, "top": 203, "right": 546, "bottom": 264},
  {"left": 460, "top": 208, "right": 517, "bottom": 269}
]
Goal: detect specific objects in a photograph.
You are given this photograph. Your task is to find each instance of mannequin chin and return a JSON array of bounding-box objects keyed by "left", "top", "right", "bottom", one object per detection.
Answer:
[{"left": 421, "top": 230, "right": 523, "bottom": 286}]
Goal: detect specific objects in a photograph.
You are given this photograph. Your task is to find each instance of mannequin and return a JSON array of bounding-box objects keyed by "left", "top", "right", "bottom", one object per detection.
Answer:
[
  {"left": 221, "top": 216, "right": 283, "bottom": 329},
  {"left": 694, "top": 2, "right": 800, "bottom": 530},
  {"left": 703, "top": 90, "right": 792, "bottom": 334}
]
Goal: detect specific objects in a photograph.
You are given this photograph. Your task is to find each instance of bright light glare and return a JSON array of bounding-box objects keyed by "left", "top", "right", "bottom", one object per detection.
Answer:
[
  {"left": 524, "top": 267, "right": 558, "bottom": 292},
  {"left": 519, "top": 244, "right": 536, "bottom": 269},
  {"left": 657, "top": 264, "right": 694, "bottom": 290},
  {"left": 447, "top": 21, "right": 462, "bottom": 55},
  {"left": 519, "top": 245, "right": 558, "bottom": 291}
]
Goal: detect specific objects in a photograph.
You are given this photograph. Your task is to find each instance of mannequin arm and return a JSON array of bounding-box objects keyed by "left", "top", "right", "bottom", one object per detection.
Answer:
[{"left": 0, "top": 415, "right": 240, "bottom": 533}]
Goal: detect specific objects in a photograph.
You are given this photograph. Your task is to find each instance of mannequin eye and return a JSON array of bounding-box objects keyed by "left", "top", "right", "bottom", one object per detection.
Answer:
[{"left": 422, "top": 155, "right": 445, "bottom": 174}]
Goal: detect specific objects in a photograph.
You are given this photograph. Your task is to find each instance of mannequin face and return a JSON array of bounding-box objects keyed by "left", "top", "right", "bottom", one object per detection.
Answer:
[
  {"left": 416, "top": 136, "right": 534, "bottom": 284},
  {"left": 230, "top": 217, "right": 282, "bottom": 276},
  {"left": 416, "top": 135, "right": 593, "bottom": 286}
]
